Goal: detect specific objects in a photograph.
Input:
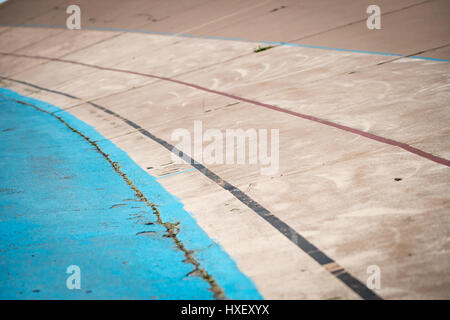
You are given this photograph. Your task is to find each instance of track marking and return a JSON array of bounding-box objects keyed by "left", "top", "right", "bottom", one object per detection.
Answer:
[
  {"left": 0, "top": 76, "right": 382, "bottom": 300},
  {"left": 1, "top": 51, "right": 449, "bottom": 167},
  {"left": 1, "top": 23, "right": 448, "bottom": 62},
  {"left": 0, "top": 89, "right": 265, "bottom": 300}
]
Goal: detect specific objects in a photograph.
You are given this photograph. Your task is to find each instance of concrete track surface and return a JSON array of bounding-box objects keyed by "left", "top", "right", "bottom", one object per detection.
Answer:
[{"left": 0, "top": 0, "right": 449, "bottom": 299}]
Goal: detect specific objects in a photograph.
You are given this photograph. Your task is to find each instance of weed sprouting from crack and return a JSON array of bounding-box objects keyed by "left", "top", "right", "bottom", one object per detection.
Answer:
[
  {"left": 253, "top": 45, "right": 274, "bottom": 53},
  {"left": 11, "top": 97, "right": 226, "bottom": 300}
]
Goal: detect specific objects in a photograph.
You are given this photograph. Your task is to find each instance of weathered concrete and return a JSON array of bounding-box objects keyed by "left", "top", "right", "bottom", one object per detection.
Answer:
[
  {"left": 0, "top": 0, "right": 449, "bottom": 299},
  {"left": 0, "top": 89, "right": 262, "bottom": 299},
  {"left": 2, "top": 0, "right": 448, "bottom": 58}
]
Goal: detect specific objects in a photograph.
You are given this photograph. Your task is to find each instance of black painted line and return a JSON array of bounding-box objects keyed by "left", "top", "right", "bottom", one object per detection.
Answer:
[{"left": 0, "top": 76, "right": 382, "bottom": 300}]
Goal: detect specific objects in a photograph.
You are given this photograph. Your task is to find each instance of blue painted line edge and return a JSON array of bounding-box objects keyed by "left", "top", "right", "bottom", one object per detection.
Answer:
[
  {"left": 1, "top": 23, "right": 448, "bottom": 62},
  {"left": 0, "top": 87, "right": 264, "bottom": 300}
]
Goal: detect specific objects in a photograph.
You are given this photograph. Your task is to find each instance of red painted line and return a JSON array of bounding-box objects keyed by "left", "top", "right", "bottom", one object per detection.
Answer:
[{"left": 2, "top": 51, "right": 449, "bottom": 167}]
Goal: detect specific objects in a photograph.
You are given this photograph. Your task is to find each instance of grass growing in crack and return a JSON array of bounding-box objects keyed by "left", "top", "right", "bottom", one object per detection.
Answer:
[
  {"left": 10, "top": 97, "right": 226, "bottom": 300},
  {"left": 254, "top": 45, "right": 274, "bottom": 53}
]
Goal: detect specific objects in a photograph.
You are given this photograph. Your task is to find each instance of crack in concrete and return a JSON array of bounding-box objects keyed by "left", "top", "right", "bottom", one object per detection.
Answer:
[
  {"left": 0, "top": 77, "right": 383, "bottom": 300},
  {"left": 1, "top": 94, "right": 226, "bottom": 300}
]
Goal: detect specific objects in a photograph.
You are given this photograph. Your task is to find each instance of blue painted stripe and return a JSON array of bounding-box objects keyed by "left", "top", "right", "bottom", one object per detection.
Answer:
[
  {"left": 0, "top": 88, "right": 262, "bottom": 300},
  {"left": 262, "top": 41, "right": 404, "bottom": 56},
  {"left": 1, "top": 23, "right": 447, "bottom": 62},
  {"left": 260, "top": 41, "right": 450, "bottom": 62}
]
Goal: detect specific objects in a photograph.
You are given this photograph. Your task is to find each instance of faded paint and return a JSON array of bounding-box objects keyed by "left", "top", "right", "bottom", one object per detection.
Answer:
[{"left": 0, "top": 88, "right": 262, "bottom": 300}]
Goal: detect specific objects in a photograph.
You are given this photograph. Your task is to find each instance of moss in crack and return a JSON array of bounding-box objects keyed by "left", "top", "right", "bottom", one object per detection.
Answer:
[
  {"left": 254, "top": 45, "right": 274, "bottom": 53},
  {"left": 12, "top": 98, "right": 226, "bottom": 300}
]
